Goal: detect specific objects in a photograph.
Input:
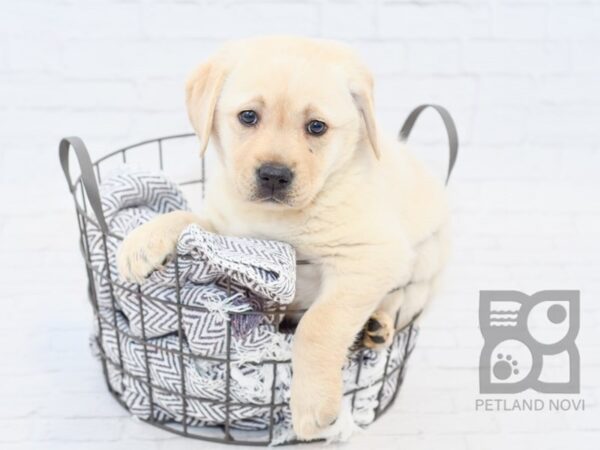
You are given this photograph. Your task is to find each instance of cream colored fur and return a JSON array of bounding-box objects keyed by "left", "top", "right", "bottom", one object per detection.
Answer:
[{"left": 117, "top": 36, "right": 450, "bottom": 440}]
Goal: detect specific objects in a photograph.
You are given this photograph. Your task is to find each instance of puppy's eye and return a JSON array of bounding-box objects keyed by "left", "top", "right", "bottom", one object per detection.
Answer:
[
  {"left": 306, "top": 120, "right": 327, "bottom": 136},
  {"left": 238, "top": 110, "right": 259, "bottom": 126}
]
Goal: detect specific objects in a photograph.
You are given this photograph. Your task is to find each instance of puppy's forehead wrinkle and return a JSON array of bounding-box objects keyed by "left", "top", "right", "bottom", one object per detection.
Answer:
[{"left": 238, "top": 95, "right": 265, "bottom": 109}]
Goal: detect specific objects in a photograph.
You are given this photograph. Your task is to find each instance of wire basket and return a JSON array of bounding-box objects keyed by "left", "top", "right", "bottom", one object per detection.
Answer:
[{"left": 59, "top": 134, "right": 419, "bottom": 446}]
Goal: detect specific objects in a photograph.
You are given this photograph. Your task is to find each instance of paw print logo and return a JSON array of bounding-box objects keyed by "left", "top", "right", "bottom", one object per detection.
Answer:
[
  {"left": 486, "top": 338, "right": 531, "bottom": 386},
  {"left": 479, "top": 290, "right": 580, "bottom": 394},
  {"left": 493, "top": 353, "right": 519, "bottom": 380}
]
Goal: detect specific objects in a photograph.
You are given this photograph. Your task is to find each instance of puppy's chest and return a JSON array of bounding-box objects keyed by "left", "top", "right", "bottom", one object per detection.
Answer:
[
  {"left": 214, "top": 209, "right": 335, "bottom": 255},
  {"left": 292, "top": 259, "right": 322, "bottom": 310}
]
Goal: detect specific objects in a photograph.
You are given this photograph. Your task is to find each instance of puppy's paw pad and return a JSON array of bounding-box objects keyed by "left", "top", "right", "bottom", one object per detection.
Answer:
[{"left": 363, "top": 311, "right": 394, "bottom": 350}]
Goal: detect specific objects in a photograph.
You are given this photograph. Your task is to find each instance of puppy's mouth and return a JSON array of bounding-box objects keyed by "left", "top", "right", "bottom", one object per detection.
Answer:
[{"left": 254, "top": 187, "right": 290, "bottom": 205}]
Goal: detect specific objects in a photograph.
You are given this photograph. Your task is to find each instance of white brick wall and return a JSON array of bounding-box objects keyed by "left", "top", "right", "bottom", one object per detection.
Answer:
[{"left": 0, "top": 1, "right": 599, "bottom": 449}]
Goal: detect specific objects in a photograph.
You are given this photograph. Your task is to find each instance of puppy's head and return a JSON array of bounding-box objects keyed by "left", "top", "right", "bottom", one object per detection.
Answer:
[{"left": 186, "top": 36, "right": 379, "bottom": 209}]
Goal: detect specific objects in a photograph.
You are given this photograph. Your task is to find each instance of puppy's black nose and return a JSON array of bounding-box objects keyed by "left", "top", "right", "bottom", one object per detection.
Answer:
[{"left": 257, "top": 163, "right": 294, "bottom": 191}]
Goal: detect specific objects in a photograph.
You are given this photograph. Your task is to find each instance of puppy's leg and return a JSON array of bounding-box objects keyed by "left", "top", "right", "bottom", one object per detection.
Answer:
[
  {"left": 117, "top": 211, "right": 214, "bottom": 283},
  {"left": 363, "top": 225, "right": 451, "bottom": 348},
  {"left": 290, "top": 265, "right": 400, "bottom": 440}
]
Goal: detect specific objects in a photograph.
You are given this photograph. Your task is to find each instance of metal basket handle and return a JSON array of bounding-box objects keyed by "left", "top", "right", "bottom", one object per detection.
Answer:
[
  {"left": 399, "top": 104, "right": 459, "bottom": 185},
  {"left": 59, "top": 136, "right": 109, "bottom": 234}
]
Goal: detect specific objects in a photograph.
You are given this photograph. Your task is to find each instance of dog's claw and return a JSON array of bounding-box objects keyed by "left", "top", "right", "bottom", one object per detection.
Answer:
[{"left": 160, "top": 255, "right": 173, "bottom": 267}]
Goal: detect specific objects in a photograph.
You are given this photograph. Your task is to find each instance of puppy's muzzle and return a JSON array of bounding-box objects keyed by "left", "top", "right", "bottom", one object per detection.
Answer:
[{"left": 256, "top": 163, "right": 294, "bottom": 201}]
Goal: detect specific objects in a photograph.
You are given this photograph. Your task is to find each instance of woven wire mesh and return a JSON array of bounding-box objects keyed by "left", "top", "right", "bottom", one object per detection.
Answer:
[{"left": 62, "top": 134, "right": 417, "bottom": 445}]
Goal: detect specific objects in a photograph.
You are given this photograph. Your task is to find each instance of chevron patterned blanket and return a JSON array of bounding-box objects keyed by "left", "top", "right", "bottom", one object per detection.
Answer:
[{"left": 86, "top": 169, "right": 417, "bottom": 444}]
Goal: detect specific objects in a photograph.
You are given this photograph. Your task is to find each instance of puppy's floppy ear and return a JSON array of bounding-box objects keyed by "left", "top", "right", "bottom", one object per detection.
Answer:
[
  {"left": 185, "top": 58, "right": 228, "bottom": 156},
  {"left": 350, "top": 68, "right": 380, "bottom": 160}
]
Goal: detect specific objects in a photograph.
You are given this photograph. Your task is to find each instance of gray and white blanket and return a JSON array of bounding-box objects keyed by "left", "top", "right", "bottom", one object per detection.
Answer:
[{"left": 86, "top": 169, "right": 417, "bottom": 444}]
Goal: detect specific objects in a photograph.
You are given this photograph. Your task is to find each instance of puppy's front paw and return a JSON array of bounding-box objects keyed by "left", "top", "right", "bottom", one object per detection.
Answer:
[
  {"left": 290, "top": 370, "right": 342, "bottom": 441},
  {"left": 362, "top": 311, "right": 394, "bottom": 350},
  {"left": 116, "top": 222, "right": 177, "bottom": 284}
]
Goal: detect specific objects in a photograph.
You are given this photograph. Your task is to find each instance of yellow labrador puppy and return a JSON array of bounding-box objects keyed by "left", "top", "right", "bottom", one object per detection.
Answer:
[{"left": 117, "top": 36, "right": 449, "bottom": 440}]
